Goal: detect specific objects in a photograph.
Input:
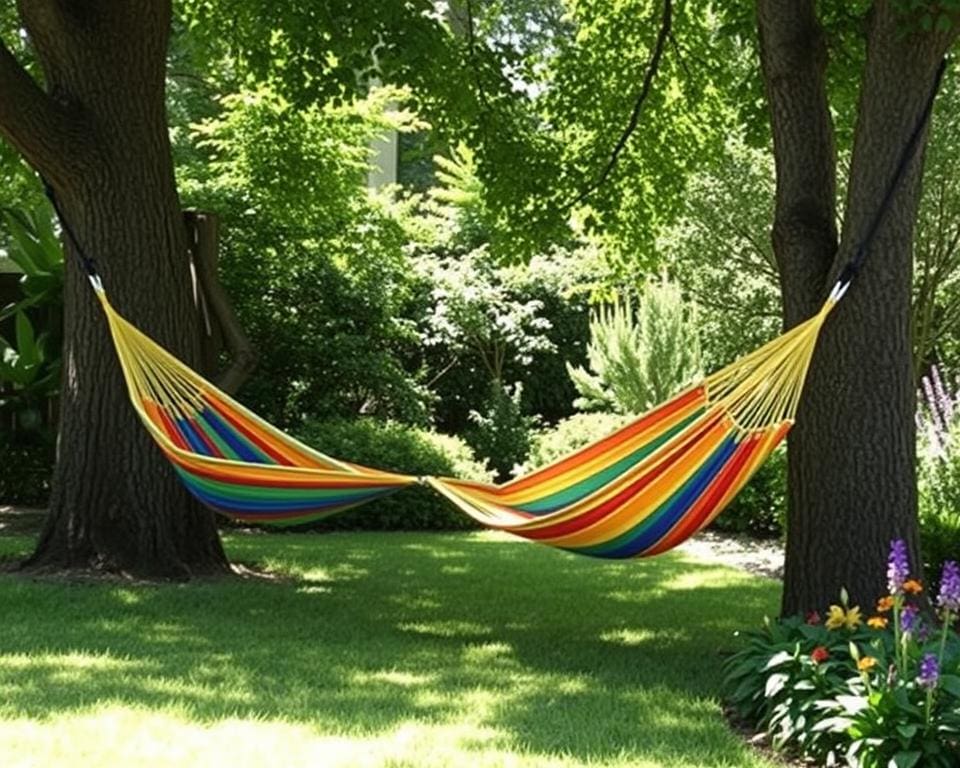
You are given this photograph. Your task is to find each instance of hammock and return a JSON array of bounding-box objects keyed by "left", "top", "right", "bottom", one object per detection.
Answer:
[
  {"left": 45, "top": 58, "right": 945, "bottom": 559},
  {"left": 88, "top": 274, "right": 840, "bottom": 555}
]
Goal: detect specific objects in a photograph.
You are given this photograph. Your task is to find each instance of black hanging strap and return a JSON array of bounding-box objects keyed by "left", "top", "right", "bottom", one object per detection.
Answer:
[
  {"left": 40, "top": 177, "right": 98, "bottom": 279},
  {"left": 836, "top": 57, "right": 948, "bottom": 289}
]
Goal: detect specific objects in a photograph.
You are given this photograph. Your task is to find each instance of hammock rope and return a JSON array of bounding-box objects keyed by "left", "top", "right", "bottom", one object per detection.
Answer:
[{"left": 40, "top": 59, "right": 947, "bottom": 558}]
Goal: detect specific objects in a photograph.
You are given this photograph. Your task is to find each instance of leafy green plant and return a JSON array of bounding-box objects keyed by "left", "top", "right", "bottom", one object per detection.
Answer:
[
  {"left": 916, "top": 364, "right": 960, "bottom": 582},
  {"left": 725, "top": 545, "right": 960, "bottom": 767},
  {"left": 0, "top": 203, "right": 64, "bottom": 322},
  {"left": 466, "top": 381, "right": 537, "bottom": 481},
  {"left": 0, "top": 311, "right": 59, "bottom": 432},
  {"left": 567, "top": 276, "right": 701, "bottom": 414},
  {"left": 290, "top": 418, "right": 491, "bottom": 531}
]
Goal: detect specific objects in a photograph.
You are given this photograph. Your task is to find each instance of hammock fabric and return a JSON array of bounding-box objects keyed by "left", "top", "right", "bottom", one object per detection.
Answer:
[{"left": 89, "top": 275, "right": 843, "bottom": 557}]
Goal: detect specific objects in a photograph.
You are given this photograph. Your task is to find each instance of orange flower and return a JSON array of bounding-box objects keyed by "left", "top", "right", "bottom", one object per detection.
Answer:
[
  {"left": 876, "top": 596, "right": 895, "bottom": 613},
  {"left": 857, "top": 656, "right": 878, "bottom": 672},
  {"left": 903, "top": 579, "right": 923, "bottom": 595},
  {"left": 867, "top": 616, "right": 888, "bottom": 629}
]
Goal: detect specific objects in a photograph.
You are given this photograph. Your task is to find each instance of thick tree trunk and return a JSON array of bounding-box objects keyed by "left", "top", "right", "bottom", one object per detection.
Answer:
[
  {"left": 0, "top": 2, "right": 228, "bottom": 577},
  {"left": 759, "top": 0, "right": 956, "bottom": 613}
]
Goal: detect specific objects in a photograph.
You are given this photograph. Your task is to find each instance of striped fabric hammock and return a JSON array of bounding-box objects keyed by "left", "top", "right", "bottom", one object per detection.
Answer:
[{"left": 90, "top": 275, "right": 841, "bottom": 556}]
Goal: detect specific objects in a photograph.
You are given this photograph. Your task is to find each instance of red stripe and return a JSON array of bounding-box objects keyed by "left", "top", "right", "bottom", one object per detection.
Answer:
[{"left": 157, "top": 408, "right": 190, "bottom": 451}]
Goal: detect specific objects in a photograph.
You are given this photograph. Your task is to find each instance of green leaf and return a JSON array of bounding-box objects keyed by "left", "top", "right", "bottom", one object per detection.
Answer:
[
  {"left": 939, "top": 674, "right": 960, "bottom": 697},
  {"left": 764, "top": 650, "right": 794, "bottom": 670},
  {"left": 889, "top": 751, "right": 922, "bottom": 768},
  {"left": 765, "top": 672, "right": 789, "bottom": 698},
  {"left": 15, "top": 312, "right": 37, "bottom": 367},
  {"left": 896, "top": 723, "right": 918, "bottom": 740}
]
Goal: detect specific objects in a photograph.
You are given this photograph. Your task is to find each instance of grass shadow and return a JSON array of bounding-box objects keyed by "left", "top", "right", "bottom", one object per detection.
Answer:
[{"left": 0, "top": 530, "right": 780, "bottom": 766}]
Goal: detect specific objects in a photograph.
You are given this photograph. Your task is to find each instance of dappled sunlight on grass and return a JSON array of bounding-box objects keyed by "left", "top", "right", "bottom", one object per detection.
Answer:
[{"left": 0, "top": 530, "right": 780, "bottom": 766}]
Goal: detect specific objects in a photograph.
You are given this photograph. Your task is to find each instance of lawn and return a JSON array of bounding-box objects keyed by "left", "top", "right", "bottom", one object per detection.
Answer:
[{"left": 0, "top": 529, "right": 781, "bottom": 767}]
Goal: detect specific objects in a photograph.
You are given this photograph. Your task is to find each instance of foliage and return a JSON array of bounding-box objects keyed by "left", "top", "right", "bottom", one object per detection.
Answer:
[
  {"left": 725, "top": 546, "right": 960, "bottom": 767},
  {"left": 913, "top": 74, "right": 960, "bottom": 375},
  {"left": 466, "top": 381, "right": 537, "bottom": 481},
  {"left": 417, "top": 245, "right": 556, "bottom": 385},
  {"left": 0, "top": 432, "right": 53, "bottom": 507},
  {"left": 0, "top": 204, "right": 64, "bottom": 322},
  {"left": 0, "top": 204, "right": 63, "bottom": 431},
  {"left": 180, "top": 85, "right": 431, "bottom": 427},
  {"left": 709, "top": 446, "right": 786, "bottom": 540},
  {"left": 567, "top": 276, "right": 701, "bottom": 414},
  {"left": 916, "top": 364, "right": 960, "bottom": 583},
  {"left": 526, "top": 411, "right": 634, "bottom": 471},
  {"left": 659, "top": 139, "right": 782, "bottom": 370},
  {"left": 291, "top": 418, "right": 491, "bottom": 531}
]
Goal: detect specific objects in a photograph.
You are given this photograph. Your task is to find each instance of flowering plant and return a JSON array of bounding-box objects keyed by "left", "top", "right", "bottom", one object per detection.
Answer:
[{"left": 723, "top": 542, "right": 960, "bottom": 767}]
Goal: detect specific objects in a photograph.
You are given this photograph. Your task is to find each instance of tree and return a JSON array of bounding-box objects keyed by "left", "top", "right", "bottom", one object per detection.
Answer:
[
  {"left": 757, "top": 0, "right": 958, "bottom": 613},
  {"left": 0, "top": 1, "right": 228, "bottom": 576}
]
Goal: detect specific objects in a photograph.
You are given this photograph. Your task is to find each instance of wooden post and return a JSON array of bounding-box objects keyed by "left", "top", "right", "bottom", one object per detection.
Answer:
[{"left": 183, "top": 210, "right": 257, "bottom": 394}]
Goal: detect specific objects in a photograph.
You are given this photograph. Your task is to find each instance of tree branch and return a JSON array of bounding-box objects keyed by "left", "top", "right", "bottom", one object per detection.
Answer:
[
  {"left": 564, "top": 0, "right": 672, "bottom": 210},
  {"left": 0, "top": 32, "right": 87, "bottom": 185}
]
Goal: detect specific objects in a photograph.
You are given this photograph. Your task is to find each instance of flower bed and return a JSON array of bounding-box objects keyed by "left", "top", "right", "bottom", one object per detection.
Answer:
[{"left": 723, "top": 542, "right": 960, "bottom": 767}]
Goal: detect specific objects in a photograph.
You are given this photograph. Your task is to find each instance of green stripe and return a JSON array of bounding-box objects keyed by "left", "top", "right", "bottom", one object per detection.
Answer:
[{"left": 518, "top": 407, "right": 704, "bottom": 513}]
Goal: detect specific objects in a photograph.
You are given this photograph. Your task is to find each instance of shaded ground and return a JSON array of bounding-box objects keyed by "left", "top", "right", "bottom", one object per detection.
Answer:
[{"left": 0, "top": 504, "right": 786, "bottom": 580}]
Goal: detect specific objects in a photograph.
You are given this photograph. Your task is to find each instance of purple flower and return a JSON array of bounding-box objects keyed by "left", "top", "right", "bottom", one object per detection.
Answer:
[
  {"left": 938, "top": 560, "right": 960, "bottom": 613},
  {"left": 888, "top": 539, "right": 910, "bottom": 595},
  {"left": 901, "top": 604, "right": 919, "bottom": 633},
  {"left": 917, "top": 653, "right": 940, "bottom": 690}
]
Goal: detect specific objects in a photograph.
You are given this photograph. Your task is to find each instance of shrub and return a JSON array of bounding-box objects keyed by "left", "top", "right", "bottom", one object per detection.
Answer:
[
  {"left": 567, "top": 275, "right": 702, "bottom": 414},
  {"left": 0, "top": 432, "right": 54, "bottom": 507},
  {"left": 465, "top": 382, "right": 537, "bottom": 481},
  {"left": 916, "top": 365, "right": 960, "bottom": 583},
  {"left": 724, "top": 543, "right": 960, "bottom": 767},
  {"left": 526, "top": 411, "right": 633, "bottom": 470},
  {"left": 291, "top": 418, "right": 492, "bottom": 530},
  {"left": 709, "top": 445, "right": 786, "bottom": 539}
]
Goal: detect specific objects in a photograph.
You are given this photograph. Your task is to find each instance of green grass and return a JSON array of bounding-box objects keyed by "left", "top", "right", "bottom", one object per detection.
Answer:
[{"left": 0, "top": 530, "right": 780, "bottom": 767}]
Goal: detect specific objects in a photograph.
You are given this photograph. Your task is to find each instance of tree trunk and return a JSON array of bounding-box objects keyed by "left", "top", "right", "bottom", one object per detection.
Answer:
[
  {"left": 759, "top": 0, "right": 957, "bottom": 613},
  {"left": 0, "top": 1, "right": 228, "bottom": 577}
]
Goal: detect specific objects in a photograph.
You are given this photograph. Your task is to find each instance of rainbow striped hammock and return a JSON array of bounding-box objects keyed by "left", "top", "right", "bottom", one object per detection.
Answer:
[{"left": 91, "top": 274, "right": 846, "bottom": 559}]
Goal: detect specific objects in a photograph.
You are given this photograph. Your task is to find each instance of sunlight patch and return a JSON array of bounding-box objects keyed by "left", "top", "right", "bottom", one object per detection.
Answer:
[
  {"left": 351, "top": 670, "right": 434, "bottom": 688},
  {"left": 397, "top": 620, "right": 492, "bottom": 638}
]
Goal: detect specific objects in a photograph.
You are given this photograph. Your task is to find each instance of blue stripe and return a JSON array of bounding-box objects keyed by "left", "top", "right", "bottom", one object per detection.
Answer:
[
  {"left": 176, "top": 417, "right": 215, "bottom": 457},
  {"left": 577, "top": 436, "right": 738, "bottom": 559},
  {"left": 199, "top": 407, "right": 270, "bottom": 464}
]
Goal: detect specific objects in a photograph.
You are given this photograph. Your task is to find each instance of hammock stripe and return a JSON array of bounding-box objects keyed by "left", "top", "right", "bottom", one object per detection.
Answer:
[{"left": 91, "top": 280, "right": 838, "bottom": 556}]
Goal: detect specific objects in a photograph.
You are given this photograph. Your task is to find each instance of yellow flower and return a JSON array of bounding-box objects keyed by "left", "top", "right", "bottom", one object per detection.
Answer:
[
  {"left": 903, "top": 579, "right": 923, "bottom": 595},
  {"left": 876, "top": 596, "right": 895, "bottom": 613},
  {"left": 857, "top": 656, "right": 878, "bottom": 672},
  {"left": 867, "top": 616, "right": 888, "bottom": 630},
  {"left": 826, "top": 604, "right": 862, "bottom": 630}
]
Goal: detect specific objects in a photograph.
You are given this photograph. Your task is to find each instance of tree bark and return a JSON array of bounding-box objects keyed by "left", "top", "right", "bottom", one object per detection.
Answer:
[
  {"left": 0, "top": 1, "right": 228, "bottom": 577},
  {"left": 759, "top": 0, "right": 957, "bottom": 613}
]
